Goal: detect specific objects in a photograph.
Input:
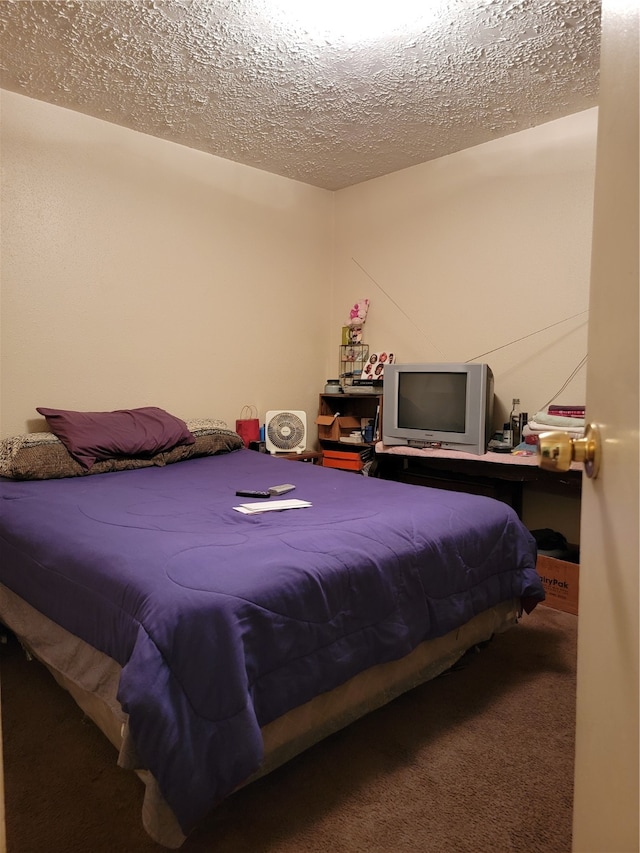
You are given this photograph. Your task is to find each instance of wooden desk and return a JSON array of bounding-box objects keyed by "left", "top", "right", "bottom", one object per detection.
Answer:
[{"left": 374, "top": 445, "right": 582, "bottom": 518}]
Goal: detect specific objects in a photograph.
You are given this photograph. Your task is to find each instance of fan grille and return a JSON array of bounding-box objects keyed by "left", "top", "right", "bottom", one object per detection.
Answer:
[{"left": 266, "top": 412, "right": 306, "bottom": 451}]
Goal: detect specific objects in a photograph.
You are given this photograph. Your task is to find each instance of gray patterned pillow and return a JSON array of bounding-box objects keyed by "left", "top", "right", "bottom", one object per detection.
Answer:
[{"left": 0, "top": 419, "right": 243, "bottom": 480}]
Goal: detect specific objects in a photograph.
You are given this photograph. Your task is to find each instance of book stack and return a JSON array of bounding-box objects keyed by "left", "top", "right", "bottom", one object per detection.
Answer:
[
  {"left": 547, "top": 405, "right": 586, "bottom": 419},
  {"left": 339, "top": 430, "right": 366, "bottom": 444}
]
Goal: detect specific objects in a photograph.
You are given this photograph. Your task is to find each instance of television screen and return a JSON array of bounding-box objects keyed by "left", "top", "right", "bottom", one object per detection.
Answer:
[{"left": 398, "top": 372, "right": 467, "bottom": 433}]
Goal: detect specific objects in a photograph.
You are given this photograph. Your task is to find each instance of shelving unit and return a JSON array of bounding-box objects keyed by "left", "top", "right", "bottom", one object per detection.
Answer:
[
  {"left": 316, "top": 392, "right": 382, "bottom": 471},
  {"left": 338, "top": 344, "right": 369, "bottom": 389}
]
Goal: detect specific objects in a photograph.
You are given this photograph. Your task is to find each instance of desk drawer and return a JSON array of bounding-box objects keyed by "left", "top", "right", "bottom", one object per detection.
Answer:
[{"left": 322, "top": 449, "right": 364, "bottom": 472}]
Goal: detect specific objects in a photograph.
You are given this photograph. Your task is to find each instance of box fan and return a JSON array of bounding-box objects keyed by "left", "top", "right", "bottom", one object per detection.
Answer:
[{"left": 265, "top": 410, "right": 307, "bottom": 454}]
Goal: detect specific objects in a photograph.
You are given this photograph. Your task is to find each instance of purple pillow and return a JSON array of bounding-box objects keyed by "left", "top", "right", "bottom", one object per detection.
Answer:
[{"left": 36, "top": 406, "right": 195, "bottom": 469}]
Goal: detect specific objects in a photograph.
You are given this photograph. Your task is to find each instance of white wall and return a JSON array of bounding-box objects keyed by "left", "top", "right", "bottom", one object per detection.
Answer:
[
  {"left": 332, "top": 110, "right": 598, "bottom": 542},
  {"left": 1, "top": 94, "right": 598, "bottom": 540},
  {"left": 0, "top": 91, "right": 333, "bottom": 437},
  {"left": 333, "top": 109, "right": 597, "bottom": 429}
]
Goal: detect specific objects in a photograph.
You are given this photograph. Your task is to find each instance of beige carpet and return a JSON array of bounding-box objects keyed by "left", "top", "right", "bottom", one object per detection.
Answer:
[{"left": 1, "top": 604, "right": 576, "bottom": 852}]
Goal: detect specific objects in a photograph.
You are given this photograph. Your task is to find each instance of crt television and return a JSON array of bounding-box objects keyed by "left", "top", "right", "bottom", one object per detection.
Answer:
[{"left": 382, "top": 362, "right": 494, "bottom": 455}]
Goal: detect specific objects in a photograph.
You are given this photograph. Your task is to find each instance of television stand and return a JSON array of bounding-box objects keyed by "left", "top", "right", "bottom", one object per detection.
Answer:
[{"left": 374, "top": 444, "right": 582, "bottom": 519}]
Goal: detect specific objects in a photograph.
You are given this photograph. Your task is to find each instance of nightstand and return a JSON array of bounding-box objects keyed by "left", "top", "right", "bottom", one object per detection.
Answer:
[
  {"left": 248, "top": 443, "right": 322, "bottom": 464},
  {"left": 274, "top": 450, "right": 322, "bottom": 464}
]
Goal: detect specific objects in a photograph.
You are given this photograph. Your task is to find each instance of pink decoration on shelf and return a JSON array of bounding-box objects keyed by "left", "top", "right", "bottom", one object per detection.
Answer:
[{"left": 347, "top": 299, "right": 369, "bottom": 327}]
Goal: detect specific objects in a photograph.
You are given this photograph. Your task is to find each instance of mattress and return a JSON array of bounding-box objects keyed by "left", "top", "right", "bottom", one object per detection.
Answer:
[{"left": 0, "top": 447, "right": 543, "bottom": 840}]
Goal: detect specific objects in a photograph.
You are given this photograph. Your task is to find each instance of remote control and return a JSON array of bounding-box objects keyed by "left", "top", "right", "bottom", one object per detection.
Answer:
[
  {"left": 236, "top": 489, "right": 271, "bottom": 498},
  {"left": 268, "top": 483, "right": 296, "bottom": 496}
]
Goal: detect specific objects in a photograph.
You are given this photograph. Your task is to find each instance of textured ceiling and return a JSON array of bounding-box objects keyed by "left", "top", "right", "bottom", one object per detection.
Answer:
[{"left": 0, "top": 0, "right": 601, "bottom": 190}]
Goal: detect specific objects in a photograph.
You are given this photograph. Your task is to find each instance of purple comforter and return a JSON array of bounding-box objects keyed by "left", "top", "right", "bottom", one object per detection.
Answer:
[{"left": 0, "top": 448, "right": 542, "bottom": 833}]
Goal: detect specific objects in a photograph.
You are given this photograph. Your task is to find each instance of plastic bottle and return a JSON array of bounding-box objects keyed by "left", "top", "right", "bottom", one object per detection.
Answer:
[{"left": 510, "top": 398, "right": 521, "bottom": 447}]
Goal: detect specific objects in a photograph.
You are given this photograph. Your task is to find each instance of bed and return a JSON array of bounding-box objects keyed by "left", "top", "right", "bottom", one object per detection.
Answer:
[{"left": 0, "top": 412, "right": 544, "bottom": 848}]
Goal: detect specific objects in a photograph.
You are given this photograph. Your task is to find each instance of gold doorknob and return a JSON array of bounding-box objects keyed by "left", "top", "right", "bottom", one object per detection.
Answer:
[{"left": 537, "top": 423, "right": 601, "bottom": 479}]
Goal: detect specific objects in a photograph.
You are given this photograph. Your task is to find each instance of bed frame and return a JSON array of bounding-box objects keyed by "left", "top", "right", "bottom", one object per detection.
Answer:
[{"left": 0, "top": 582, "right": 519, "bottom": 848}]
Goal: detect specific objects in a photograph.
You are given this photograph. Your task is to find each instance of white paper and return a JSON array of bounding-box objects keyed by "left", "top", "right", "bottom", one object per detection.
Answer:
[{"left": 233, "top": 499, "right": 312, "bottom": 514}]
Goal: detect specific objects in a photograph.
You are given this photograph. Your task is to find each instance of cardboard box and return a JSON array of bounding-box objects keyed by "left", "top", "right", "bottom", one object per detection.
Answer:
[
  {"left": 315, "top": 415, "right": 361, "bottom": 442},
  {"left": 536, "top": 555, "right": 579, "bottom": 615},
  {"left": 322, "top": 449, "right": 364, "bottom": 472}
]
